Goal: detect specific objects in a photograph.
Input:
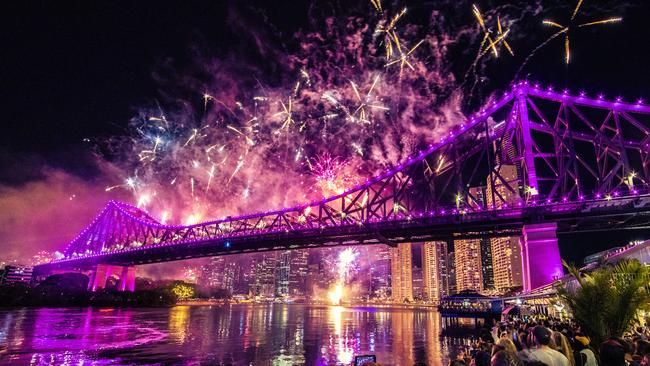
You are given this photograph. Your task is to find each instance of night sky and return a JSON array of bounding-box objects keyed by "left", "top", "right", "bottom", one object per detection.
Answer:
[{"left": 1, "top": 0, "right": 649, "bottom": 264}]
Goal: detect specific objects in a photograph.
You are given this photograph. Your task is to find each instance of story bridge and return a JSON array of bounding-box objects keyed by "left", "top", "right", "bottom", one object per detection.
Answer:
[{"left": 35, "top": 81, "right": 650, "bottom": 292}]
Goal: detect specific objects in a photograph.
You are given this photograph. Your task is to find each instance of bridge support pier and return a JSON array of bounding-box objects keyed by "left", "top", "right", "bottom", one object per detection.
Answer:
[
  {"left": 521, "top": 222, "right": 564, "bottom": 292},
  {"left": 117, "top": 266, "right": 136, "bottom": 292},
  {"left": 88, "top": 264, "right": 136, "bottom": 292}
]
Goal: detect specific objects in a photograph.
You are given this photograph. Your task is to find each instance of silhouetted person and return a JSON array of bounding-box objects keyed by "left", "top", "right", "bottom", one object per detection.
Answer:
[
  {"left": 492, "top": 350, "right": 525, "bottom": 366},
  {"left": 599, "top": 339, "right": 626, "bottom": 366},
  {"left": 574, "top": 335, "right": 597, "bottom": 366},
  {"left": 519, "top": 326, "right": 569, "bottom": 366}
]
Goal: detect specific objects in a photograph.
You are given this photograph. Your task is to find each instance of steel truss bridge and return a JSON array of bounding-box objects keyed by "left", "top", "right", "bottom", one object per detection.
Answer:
[{"left": 36, "top": 81, "right": 650, "bottom": 291}]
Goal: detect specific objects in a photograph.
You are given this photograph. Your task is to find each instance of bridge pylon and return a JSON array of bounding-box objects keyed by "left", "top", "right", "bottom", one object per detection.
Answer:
[
  {"left": 521, "top": 222, "right": 563, "bottom": 292},
  {"left": 87, "top": 264, "right": 136, "bottom": 292}
]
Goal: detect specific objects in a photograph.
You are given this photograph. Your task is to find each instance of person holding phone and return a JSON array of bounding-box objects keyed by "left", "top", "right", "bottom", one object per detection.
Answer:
[{"left": 354, "top": 355, "right": 378, "bottom": 366}]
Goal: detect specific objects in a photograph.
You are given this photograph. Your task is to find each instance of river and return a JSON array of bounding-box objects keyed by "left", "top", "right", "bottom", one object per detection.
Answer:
[{"left": 0, "top": 304, "right": 474, "bottom": 365}]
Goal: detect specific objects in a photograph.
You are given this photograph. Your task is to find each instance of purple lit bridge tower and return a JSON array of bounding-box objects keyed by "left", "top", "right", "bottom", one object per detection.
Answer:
[{"left": 35, "top": 82, "right": 650, "bottom": 293}]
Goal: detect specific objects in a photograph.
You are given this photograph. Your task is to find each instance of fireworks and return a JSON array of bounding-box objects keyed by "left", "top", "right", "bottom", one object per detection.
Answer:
[
  {"left": 311, "top": 154, "right": 359, "bottom": 197},
  {"left": 348, "top": 75, "right": 388, "bottom": 124},
  {"left": 31, "top": 251, "right": 53, "bottom": 266},
  {"left": 385, "top": 37, "right": 425, "bottom": 79},
  {"left": 97, "top": 0, "right": 624, "bottom": 227},
  {"left": 542, "top": 0, "right": 622, "bottom": 64},
  {"left": 274, "top": 97, "right": 295, "bottom": 131},
  {"left": 327, "top": 248, "right": 358, "bottom": 305},
  {"left": 375, "top": 7, "right": 407, "bottom": 60},
  {"left": 472, "top": 4, "right": 498, "bottom": 58},
  {"left": 370, "top": 0, "right": 382, "bottom": 12},
  {"left": 471, "top": 4, "right": 514, "bottom": 60}
]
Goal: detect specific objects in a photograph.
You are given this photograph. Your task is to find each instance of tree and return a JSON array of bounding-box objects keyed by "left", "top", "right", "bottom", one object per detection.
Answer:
[
  {"left": 557, "top": 259, "right": 650, "bottom": 348},
  {"left": 170, "top": 282, "right": 195, "bottom": 301}
]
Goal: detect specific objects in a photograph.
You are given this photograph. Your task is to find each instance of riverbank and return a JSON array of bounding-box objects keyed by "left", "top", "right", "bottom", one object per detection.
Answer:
[
  {"left": 177, "top": 298, "right": 441, "bottom": 309},
  {"left": 0, "top": 273, "right": 183, "bottom": 307}
]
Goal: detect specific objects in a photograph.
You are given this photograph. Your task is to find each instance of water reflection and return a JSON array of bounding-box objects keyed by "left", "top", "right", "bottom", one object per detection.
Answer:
[
  {"left": 169, "top": 305, "right": 190, "bottom": 343},
  {"left": 0, "top": 305, "right": 465, "bottom": 365}
]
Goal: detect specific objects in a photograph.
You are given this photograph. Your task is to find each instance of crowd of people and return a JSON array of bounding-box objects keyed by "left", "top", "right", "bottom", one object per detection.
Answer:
[
  {"left": 450, "top": 316, "right": 650, "bottom": 366},
  {"left": 358, "top": 316, "right": 649, "bottom": 366}
]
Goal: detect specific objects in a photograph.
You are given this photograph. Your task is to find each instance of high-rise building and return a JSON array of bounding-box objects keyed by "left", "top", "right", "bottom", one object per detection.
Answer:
[
  {"left": 422, "top": 241, "right": 449, "bottom": 303},
  {"left": 486, "top": 164, "right": 524, "bottom": 292},
  {"left": 370, "top": 245, "right": 392, "bottom": 299},
  {"left": 486, "top": 164, "right": 520, "bottom": 208},
  {"left": 249, "top": 252, "right": 279, "bottom": 298},
  {"left": 468, "top": 186, "right": 487, "bottom": 209},
  {"left": 0, "top": 265, "right": 33, "bottom": 285},
  {"left": 448, "top": 251, "right": 457, "bottom": 295},
  {"left": 199, "top": 257, "right": 223, "bottom": 288},
  {"left": 412, "top": 266, "right": 423, "bottom": 300},
  {"left": 199, "top": 257, "right": 236, "bottom": 292},
  {"left": 391, "top": 243, "right": 413, "bottom": 302},
  {"left": 305, "top": 262, "right": 320, "bottom": 298},
  {"left": 454, "top": 239, "right": 483, "bottom": 292},
  {"left": 352, "top": 246, "right": 373, "bottom": 299},
  {"left": 480, "top": 238, "right": 495, "bottom": 290},
  {"left": 233, "top": 255, "right": 256, "bottom": 295},
  {"left": 276, "top": 251, "right": 291, "bottom": 297},
  {"left": 491, "top": 237, "right": 524, "bottom": 292},
  {"left": 288, "top": 250, "right": 309, "bottom": 297}
]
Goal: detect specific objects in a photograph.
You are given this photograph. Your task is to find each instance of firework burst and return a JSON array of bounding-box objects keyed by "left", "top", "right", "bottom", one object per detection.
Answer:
[
  {"left": 328, "top": 248, "right": 358, "bottom": 305},
  {"left": 542, "top": 0, "right": 622, "bottom": 64},
  {"left": 97, "top": 0, "right": 624, "bottom": 226}
]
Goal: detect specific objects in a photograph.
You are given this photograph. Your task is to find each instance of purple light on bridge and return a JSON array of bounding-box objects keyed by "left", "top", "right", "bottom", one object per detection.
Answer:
[
  {"left": 41, "top": 80, "right": 650, "bottom": 296},
  {"left": 521, "top": 222, "right": 564, "bottom": 292}
]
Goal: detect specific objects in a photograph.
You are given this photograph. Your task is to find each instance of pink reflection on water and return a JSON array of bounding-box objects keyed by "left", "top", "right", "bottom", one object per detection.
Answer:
[{"left": 26, "top": 308, "right": 166, "bottom": 365}]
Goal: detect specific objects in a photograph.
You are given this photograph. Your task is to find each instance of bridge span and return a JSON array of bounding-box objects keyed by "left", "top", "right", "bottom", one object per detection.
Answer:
[{"left": 34, "top": 81, "right": 650, "bottom": 293}]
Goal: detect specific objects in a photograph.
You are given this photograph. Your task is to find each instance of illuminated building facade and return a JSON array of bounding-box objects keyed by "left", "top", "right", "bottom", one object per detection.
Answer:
[
  {"left": 412, "top": 266, "right": 423, "bottom": 300},
  {"left": 288, "top": 249, "right": 309, "bottom": 297},
  {"left": 199, "top": 257, "right": 236, "bottom": 292},
  {"left": 258, "top": 252, "right": 279, "bottom": 297},
  {"left": 480, "top": 238, "right": 495, "bottom": 290},
  {"left": 276, "top": 251, "right": 291, "bottom": 297},
  {"left": 453, "top": 239, "right": 483, "bottom": 292},
  {"left": 391, "top": 243, "right": 413, "bottom": 302},
  {"left": 370, "top": 245, "right": 392, "bottom": 299},
  {"left": 0, "top": 265, "right": 33, "bottom": 285},
  {"left": 491, "top": 236, "right": 523, "bottom": 291},
  {"left": 422, "top": 241, "right": 449, "bottom": 303},
  {"left": 486, "top": 164, "right": 524, "bottom": 292},
  {"left": 448, "top": 251, "right": 457, "bottom": 295}
]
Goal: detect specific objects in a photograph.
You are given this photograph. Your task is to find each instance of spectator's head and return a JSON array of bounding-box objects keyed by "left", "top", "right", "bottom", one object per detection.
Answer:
[
  {"left": 473, "top": 350, "right": 491, "bottom": 366},
  {"left": 636, "top": 340, "right": 650, "bottom": 356},
  {"left": 574, "top": 334, "right": 590, "bottom": 351},
  {"left": 552, "top": 331, "right": 574, "bottom": 364},
  {"left": 553, "top": 332, "right": 570, "bottom": 351},
  {"left": 491, "top": 351, "right": 524, "bottom": 366},
  {"left": 600, "top": 339, "right": 626, "bottom": 366},
  {"left": 450, "top": 359, "right": 467, "bottom": 366},
  {"left": 521, "top": 360, "right": 548, "bottom": 366},
  {"left": 495, "top": 338, "right": 518, "bottom": 354},
  {"left": 532, "top": 326, "right": 552, "bottom": 346},
  {"left": 480, "top": 330, "right": 495, "bottom": 344}
]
